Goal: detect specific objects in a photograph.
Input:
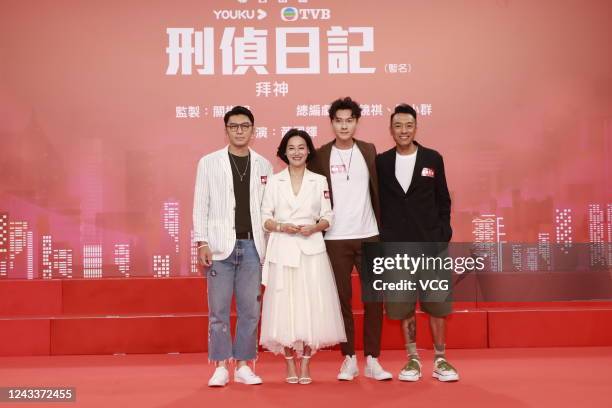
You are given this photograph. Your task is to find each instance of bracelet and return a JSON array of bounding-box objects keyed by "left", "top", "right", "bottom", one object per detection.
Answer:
[
  {"left": 197, "top": 243, "right": 209, "bottom": 249},
  {"left": 276, "top": 222, "right": 282, "bottom": 232}
]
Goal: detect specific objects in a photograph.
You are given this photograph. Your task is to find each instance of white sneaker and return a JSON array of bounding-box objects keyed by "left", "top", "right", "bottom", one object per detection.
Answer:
[
  {"left": 234, "top": 365, "right": 263, "bottom": 385},
  {"left": 337, "top": 355, "right": 359, "bottom": 381},
  {"left": 208, "top": 367, "right": 229, "bottom": 387},
  {"left": 432, "top": 357, "right": 459, "bottom": 382},
  {"left": 364, "top": 356, "right": 393, "bottom": 381},
  {"left": 398, "top": 358, "right": 422, "bottom": 382}
]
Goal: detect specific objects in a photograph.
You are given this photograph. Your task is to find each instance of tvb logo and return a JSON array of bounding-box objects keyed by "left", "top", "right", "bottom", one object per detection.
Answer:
[{"left": 280, "top": 7, "right": 331, "bottom": 21}]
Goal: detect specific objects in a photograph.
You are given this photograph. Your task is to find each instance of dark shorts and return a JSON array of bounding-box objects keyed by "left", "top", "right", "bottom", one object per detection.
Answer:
[
  {"left": 385, "top": 300, "right": 452, "bottom": 319},
  {"left": 384, "top": 267, "right": 453, "bottom": 319}
]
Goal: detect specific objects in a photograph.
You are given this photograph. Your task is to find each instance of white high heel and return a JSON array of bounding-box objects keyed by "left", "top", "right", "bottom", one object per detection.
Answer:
[
  {"left": 285, "top": 355, "right": 299, "bottom": 384},
  {"left": 299, "top": 355, "right": 312, "bottom": 385}
]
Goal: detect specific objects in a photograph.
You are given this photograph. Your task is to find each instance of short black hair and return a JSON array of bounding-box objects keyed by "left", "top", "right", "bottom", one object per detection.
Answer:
[
  {"left": 390, "top": 103, "right": 417, "bottom": 126},
  {"left": 328, "top": 97, "right": 362, "bottom": 121},
  {"left": 276, "top": 129, "right": 317, "bottom": 165},
  {"left": 224, "top": 106, "right": 254, "bottom": 125}
]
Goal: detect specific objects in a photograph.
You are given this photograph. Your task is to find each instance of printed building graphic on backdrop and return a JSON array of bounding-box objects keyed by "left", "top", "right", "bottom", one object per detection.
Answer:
[
  {"left": 41, "top": 235, "right": 52, "bottom": 279},
  {"left": 153, "top": 255, "right": 170, "bottom": 278},
  {"left": 114, "top": 244, "right": 131, "bottom": 277},
  {"left": 53, "top": 248, "right": 73, "bottom": 279},
  {"left": 2, "top": 201, "right": 608, "bottom": 277},
  {"left": 472, "top": 214, "right": 506, "bottom": 272},
  {"left": 0, "top": 213, "right": 8, "bottom": 278},
  {"left": 588, "top": 204, "right": 606, "bottom": 268},
  {"left": 538, "top": 233, "right": 552, "bottom": 271},
  {"left": 190, "top": 230, "right": 198, "bottom": 274},
  {"left": 555, "top": 208, "right": 573, "bottom": 255},
  {"left": 83, "top": 244, "right": 103, "bottom": 278},
  {"left": 608, "top": 204, "right": 612, "bottom": 267}
]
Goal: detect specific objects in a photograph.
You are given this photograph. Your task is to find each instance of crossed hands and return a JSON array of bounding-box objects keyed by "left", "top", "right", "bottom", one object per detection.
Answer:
[{"left": 280, "top": 223, "right": 317, "bottom": 237}]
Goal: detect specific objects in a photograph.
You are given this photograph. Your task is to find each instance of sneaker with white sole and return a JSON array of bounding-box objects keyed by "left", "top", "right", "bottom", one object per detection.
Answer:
[
  {"left": 208, "top": 367, "right": 229, "bottom": 387},
  {"left": 432, "top": 357, "right": 459, "bottom": 382},
  {"left": 398, "top": 358, "right": 422, "bottom": 382},
  {"left": 234, "top": 365, "right": 263, "bottom": 385},
  {"left": 364, "top": 356, "right": 393, "bottom": 381},
  {"left": 337, "top": 355, "right": 359, "bottom": 381}
]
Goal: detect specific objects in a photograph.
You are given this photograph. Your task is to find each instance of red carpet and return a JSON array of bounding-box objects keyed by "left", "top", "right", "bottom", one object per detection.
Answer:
[{"left": 0, "top": 348, "right": 609, "bottom": 408}]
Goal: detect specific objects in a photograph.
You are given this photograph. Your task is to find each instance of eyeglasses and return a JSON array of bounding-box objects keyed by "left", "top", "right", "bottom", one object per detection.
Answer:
[{"left": 226, "top": 123, "right": 253, "bottom": 132}]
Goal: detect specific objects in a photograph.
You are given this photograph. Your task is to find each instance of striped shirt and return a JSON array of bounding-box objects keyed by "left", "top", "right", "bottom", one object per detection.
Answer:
[{"left": 193, "top": 146, "right": 273, "bottom": 261}]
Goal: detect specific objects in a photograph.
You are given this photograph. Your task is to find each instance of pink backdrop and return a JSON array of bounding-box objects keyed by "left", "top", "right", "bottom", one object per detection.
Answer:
[{"left": 1, "top": 0, "right": 610, "bottom": 278}]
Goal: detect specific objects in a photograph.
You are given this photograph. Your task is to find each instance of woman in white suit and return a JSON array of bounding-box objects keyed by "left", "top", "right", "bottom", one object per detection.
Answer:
[{"left": 260, "top": 129, "right": 346, "bottom": 384}]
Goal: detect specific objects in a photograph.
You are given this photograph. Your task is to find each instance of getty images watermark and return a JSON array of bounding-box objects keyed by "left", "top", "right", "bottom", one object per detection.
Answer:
[
  {"left": 371, "top": 251, "right": 485, "bottom": 292},
  {"left": 361, "top": 242, "right": 612, "bottom": 303}
]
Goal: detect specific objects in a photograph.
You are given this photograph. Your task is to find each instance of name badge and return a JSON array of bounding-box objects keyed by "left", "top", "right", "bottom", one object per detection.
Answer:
[
  {"left": 331, "top": 164, "right": 347, "bottom": 174},
  {"left": 421, "top": 168, "right": 435, "bottom": 178}
]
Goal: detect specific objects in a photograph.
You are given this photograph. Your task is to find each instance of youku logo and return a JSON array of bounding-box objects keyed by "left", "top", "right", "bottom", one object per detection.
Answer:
[
  {"left": 213, "top": 9, "right": 267, "bottom": 20},
  {"left": 280, "top": 7, "right": 331, "bottom": 21}
]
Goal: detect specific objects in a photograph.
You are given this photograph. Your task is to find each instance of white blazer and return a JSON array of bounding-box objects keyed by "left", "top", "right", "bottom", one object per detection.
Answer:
[
  {"left": 261, "top": 168, "right": 333, "bottom": 284},
  {"left": 193, "top": 146, "right": 273, "bottom": 261}
]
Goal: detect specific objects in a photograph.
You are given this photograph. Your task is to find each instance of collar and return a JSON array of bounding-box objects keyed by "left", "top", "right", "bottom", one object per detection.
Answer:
[
  {"left": 277, "top": 167, "right": 316, "bottom": 181},
  {"left": 223, "top": 145, "right": 260, "bottom": 162}
]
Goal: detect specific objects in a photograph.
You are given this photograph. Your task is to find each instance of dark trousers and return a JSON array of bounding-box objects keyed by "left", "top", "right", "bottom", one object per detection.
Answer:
[{"left": 325, "top": 235, "right": 383, "bottom": 357}]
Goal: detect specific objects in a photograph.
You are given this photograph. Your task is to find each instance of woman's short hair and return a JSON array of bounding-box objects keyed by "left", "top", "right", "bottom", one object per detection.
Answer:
[{"left": 276, "top": 128, "right": 317, "bottom": 164}]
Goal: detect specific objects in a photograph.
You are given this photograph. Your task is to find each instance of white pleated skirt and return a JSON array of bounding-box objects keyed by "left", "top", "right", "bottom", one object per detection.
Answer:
[{"left": 259, "top": 252, "right": 347, "bottom": 355}]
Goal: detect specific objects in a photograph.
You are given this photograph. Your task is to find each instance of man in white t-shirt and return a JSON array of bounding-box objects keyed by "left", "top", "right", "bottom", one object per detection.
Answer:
[{"left": 308, "top": 97, "right": 392, "bottom": 381}]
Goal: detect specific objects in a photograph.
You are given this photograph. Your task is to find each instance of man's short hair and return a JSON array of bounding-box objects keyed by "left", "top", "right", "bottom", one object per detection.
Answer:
[
  {"left": 328, "top": 97, "right": 362, "bottom": 121},
  {"left": 276, "top": 128, "right": 317, "bottom": 164},
  {"left": 390, "top": 103, "right": 417, "bottom": 126},
  {"left": 224, "top": 106, "right": 254, "bottom": 125}
]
